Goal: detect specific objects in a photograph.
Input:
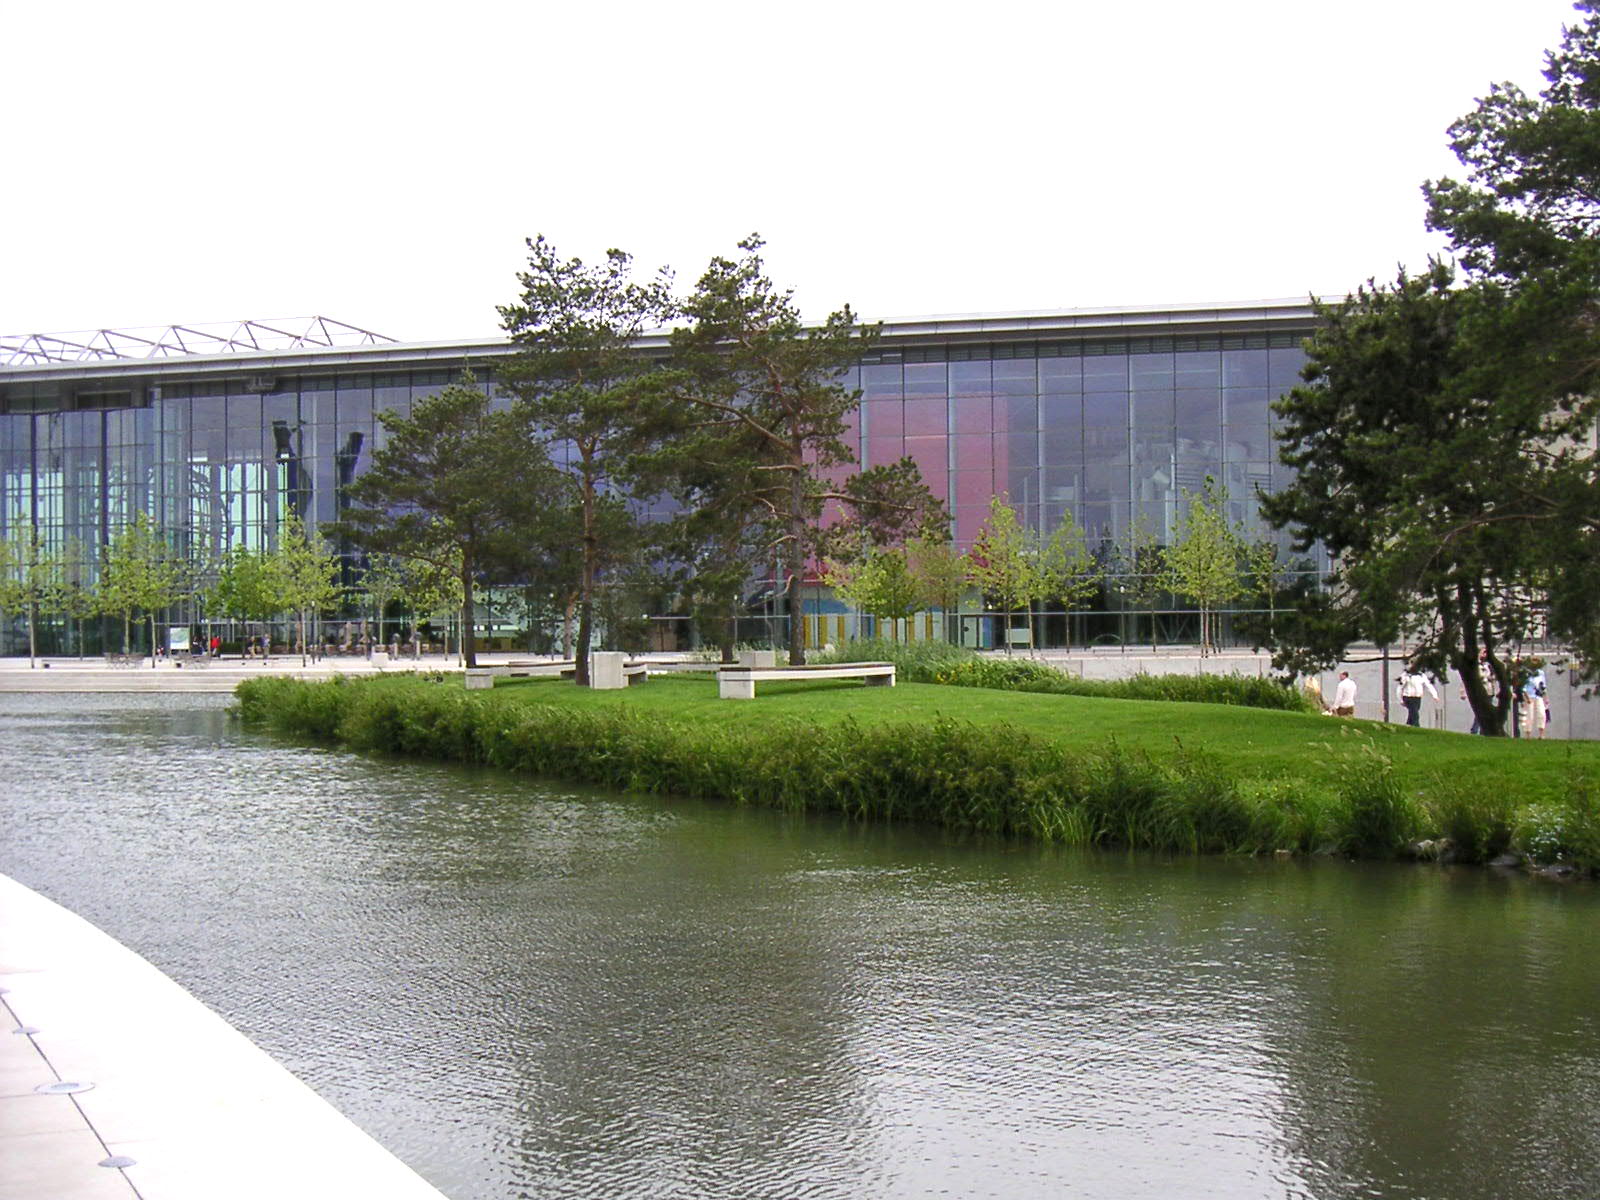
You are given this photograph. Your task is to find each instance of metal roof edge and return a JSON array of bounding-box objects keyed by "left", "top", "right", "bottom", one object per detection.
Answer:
[{"left": 0, "top": 299, "right": 1321, "bottom": 386}]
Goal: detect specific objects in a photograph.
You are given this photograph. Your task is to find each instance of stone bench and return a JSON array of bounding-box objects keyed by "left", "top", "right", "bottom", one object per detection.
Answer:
[
  {"left": 464, "top": 655, "right": 648, "bottom": 690},
  {"left": 464, "top": 661, "right": 574, "bottom": 689},
  {"left": 717, "top": 662, "right": 896, "bottom": 700}
]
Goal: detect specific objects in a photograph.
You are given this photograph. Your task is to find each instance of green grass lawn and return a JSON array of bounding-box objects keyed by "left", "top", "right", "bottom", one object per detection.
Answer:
[{"left": 478, "top": 672, "right": 1598, "bottom": 805}]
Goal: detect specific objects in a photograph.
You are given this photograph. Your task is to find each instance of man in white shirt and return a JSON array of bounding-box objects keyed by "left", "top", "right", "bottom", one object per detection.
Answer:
[
  {"left": 1396, "top": 669, "right": 1440, "bottom": 727},
  {"left": 1333, "top": 671, "right": 1358, "bottom": 717}
]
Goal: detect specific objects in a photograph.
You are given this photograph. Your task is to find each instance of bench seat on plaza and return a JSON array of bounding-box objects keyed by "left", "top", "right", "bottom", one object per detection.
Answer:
[{"left": 716, "top": 661, "right": 896, "bottom": 700}]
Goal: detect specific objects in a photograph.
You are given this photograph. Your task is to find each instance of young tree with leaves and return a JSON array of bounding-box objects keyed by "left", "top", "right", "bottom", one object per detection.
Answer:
[
  {"left": 823, "top": 539, "right": 922, "bottom": 642},
  {"left": 499, "top": 236, "right": 677, "bottom": 685},
  {"left": 1243, "top": 539, "right": 1295, "bottom": 644},
  {"left": 906, "top": 530, "right": 969, "bottom": 644},
  {"left": 359, "top": 554, "right": 409, "bottom": 654},
  {"left": 0, "top": 526, "right": 59, "bottom": 667},
  {"left": 274, "top": 514, "right": 341, "bottom": 665},
  {"left": 1037, "top": 509, "right": 1101, "bottom": 650},
  {"left": 399, "top": 554, "right": 465, "bottom": 660},
  {"left": 967, "top": 495, "right": 1040, "bottom": 652},
  {"left": 1116, "top": 512, "right": 1169, "bottom": 652},
  {"left": 100, "top": 512, "right": 182, "bottom": 665},
  {"left": 338, "top": 373, "right": 561, "bottom": 669},
  {"left": 1167, "top": 478, "right": 1246, "bottom": 657},
  {"left": 56, "top": 539, "right": 98, "bottom": 659},
  {"left": 213, "top": 544, "right": 287, "bottom": 658}
]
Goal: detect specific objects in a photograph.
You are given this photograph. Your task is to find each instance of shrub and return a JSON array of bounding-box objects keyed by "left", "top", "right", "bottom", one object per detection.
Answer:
[
  {"left": 234, "top": 675, "right": 354, "bottom": 738},
  {"left": 1517, "top": 804, "right": 1569, "bottom": 864},
  {"left": 1423, "top": 788, "right": 1516, "bottom": 863},
  {"left": 817, "top": 638, "right": 1319, "bottom": 713},
  {"left": 1339, "top": 765, "right": 1418, "bottom": 858},
  {"left": 813, "top": 637, "right": 973, "bottom": 680},
  {"left": 1514, "top": 770, "right": 1600, "bottom": 867},
  {"left": 1238, "top": 779, "right": 1342, "bottom": 854}
]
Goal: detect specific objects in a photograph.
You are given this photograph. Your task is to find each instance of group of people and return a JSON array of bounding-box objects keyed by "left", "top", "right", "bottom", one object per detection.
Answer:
[
  {"left": 1322, "top": 657, "right": 1553, "bottom": 736},
  {"left": 1330, "top": 667, "right": 1445, "bottom": 725}
]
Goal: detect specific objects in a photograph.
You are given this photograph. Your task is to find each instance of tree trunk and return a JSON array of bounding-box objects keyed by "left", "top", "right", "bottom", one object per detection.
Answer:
[
  {"left": 1455, "top": 643, "right": 1507, "bottom": 736},
  {"left": 575, "top": 597, "right": 594, "bottom": 685},
  {"left": 460, "top": 556, "right": 478, "bottom": 669},
  {"left": 786, "top": 467, "right": 808, "bottom": 666},
  {"left": 784, "top": 569, "right": 804, "bottom": 665},
  {"left": 149, "top": 614, "right": 158, "bottom": 668},
  {"left": 27, "top": 601, "right": 37, "bottom": 669}
]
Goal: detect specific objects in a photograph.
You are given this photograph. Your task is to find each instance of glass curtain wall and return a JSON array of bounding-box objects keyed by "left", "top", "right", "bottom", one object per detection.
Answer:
[
  {"left": 0, "top": 332, "right": 1311, "bottom": 655},
  {"left": 850, "top": 331, "right": 1313, "bottom": 648},
  {"left": 0, "top": 370, "right": 461, "bottom": 655}
]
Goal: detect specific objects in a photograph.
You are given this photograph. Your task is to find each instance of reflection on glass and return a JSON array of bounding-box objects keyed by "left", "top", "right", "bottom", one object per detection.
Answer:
[
  {"left": 865, "top": 399, "right": 904, "bottom": 437},
  {"left": 950, "top": 361, "right": 992, "bottom": 396},
  {"left": 953, "top": 396, "right": 993, "bottom": 435},
  {"left": 903, "top": 398, "right": 946, "bottom": 436}
]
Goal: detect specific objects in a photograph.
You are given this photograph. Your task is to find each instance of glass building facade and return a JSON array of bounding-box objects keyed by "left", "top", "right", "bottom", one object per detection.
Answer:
[
  {"left": 843, "top": 331, "right": 1306, "bottom": 550},
  {"left": 0, "top": 302, "right": 1319, "bottom": 653}
]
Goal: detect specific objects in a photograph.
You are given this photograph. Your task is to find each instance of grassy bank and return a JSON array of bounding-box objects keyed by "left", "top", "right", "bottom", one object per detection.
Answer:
[{"left": 234, "top": 672, "right": 1600, "bottom": 870}]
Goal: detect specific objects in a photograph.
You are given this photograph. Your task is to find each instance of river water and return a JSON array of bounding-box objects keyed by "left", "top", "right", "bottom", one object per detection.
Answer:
[{"left": 2, "top": 693, "right": 1597, "bottom": 1200}]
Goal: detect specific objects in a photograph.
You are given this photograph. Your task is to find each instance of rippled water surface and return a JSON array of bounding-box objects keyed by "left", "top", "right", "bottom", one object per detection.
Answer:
[{"left": 3, "top": 693, "right": 1599, "bottom": 1199}]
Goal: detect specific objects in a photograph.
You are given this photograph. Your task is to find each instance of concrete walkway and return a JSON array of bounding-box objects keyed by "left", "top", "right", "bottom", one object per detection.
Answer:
[
  {"left": 0, "top": 653, "right": 470, "bottom": 693},
  {"left": 0, "top": 874, "right": 450, "bottom": 1200}
]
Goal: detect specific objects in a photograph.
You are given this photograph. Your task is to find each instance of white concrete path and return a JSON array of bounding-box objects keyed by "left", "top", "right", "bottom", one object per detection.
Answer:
[
  {"left": 0, "top": 874, "right": 450, "bottom": 1200},
  {"left": 0, "top": 654, "right": 468, "bottom": 694}
]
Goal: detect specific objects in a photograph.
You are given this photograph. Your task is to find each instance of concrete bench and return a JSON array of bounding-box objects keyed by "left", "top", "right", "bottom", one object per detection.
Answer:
[
  {"left": 717, "top": 662, "right": 896, "bottom": 700},
  {"left": 464, "top": 657, "right": 648, "bottom": 690},
  {"left": 464, "top": 661, "right": 575, "bottom": 689},
  {"left": 641, "top": 659, "right": 722, "bottom": 675}
]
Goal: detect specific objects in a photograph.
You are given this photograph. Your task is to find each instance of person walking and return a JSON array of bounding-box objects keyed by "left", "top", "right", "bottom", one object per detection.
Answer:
[
  {"left": 1524, "top": 667, "right": 1549, "bottom": 739},
  {"left": 1396, "top": 669, "right": 1440, "bottom": 727},
  {"left": 1333, "top": 670, "right": 1358, "bottom": 717}
]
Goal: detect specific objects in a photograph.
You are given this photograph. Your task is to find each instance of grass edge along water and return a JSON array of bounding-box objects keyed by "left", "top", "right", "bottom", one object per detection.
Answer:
[{"left": 234, "top": 673, "right": 1600, "bottom": 871}]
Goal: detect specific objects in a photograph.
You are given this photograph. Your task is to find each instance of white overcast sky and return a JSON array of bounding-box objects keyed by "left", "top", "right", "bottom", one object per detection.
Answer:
[{"left": 1, "top": 1, "right": 1583, "bottom": 343}]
